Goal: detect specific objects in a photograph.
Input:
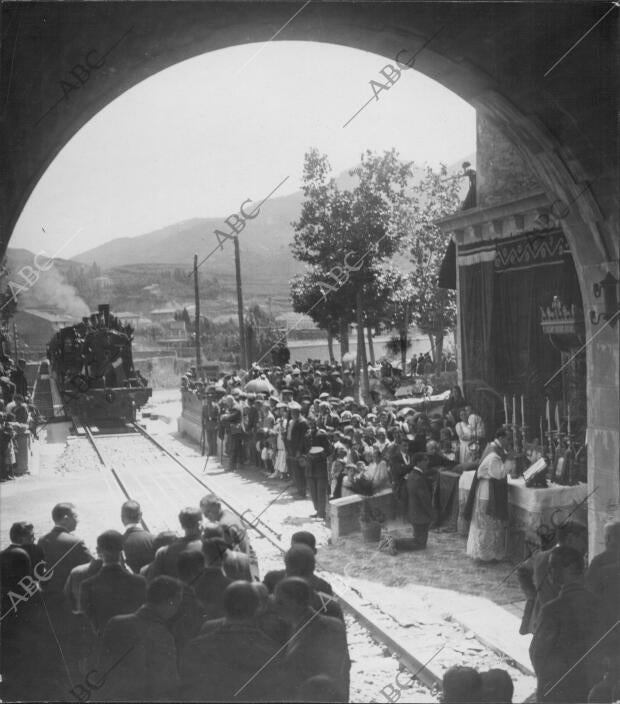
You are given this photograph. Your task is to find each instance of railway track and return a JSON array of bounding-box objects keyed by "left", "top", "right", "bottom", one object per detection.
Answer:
[{"left": 70, "top": 417, "right": 534, "bottom": 701}]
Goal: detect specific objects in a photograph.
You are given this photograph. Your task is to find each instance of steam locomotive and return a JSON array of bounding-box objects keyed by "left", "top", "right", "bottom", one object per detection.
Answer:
[{"left": 47, "top": 304, "right": 152, "bottom": 423}]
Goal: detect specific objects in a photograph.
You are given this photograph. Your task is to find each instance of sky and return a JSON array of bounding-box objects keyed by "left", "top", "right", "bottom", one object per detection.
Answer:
[{"left": 11, "top": 40, "right": 475, "bottom": 259}]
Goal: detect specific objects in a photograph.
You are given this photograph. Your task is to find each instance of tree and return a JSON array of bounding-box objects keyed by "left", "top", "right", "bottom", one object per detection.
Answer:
[
  {"left": 400, "top": 164, "right": 462, "bottom": 363},
  {"left": 291, "top": 148, "right": 412, "bottom": 400},
  {"left": 290, "top": 269, "right": 355, "bottom": 362},
  {"left": 371, "top": 264, "right": 417, "bottom": 371},
  {"left": 245, "top": 304, "right": 280, "bottom": 366}
]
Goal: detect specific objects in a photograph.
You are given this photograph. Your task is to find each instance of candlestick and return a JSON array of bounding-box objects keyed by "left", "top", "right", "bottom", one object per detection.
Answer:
[
  {"left": 513, "top": 396, "right": 517, "bottom": 427},
  {"left": 521, "top": 395, "right": 525, "bottom": 427},
  {"left": 567, "top": 403, "right": 571, "bottom": 435},
  {"left": 555, "top": 403, "right": 560, "bottom": 432},
  {"left": 540, "top": 417, "right": 543, "bottom": 447},
  {"left": 546, "top": 399, "right": 551, "bottom": 431},
  {"left": 503, "top": 396, "right": 509, "bottom": 425}
]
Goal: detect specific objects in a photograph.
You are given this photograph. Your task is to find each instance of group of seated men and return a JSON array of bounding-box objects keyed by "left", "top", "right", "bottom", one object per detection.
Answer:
[{"left": 0, "top": 497, "right": 350, "bottom": 702}]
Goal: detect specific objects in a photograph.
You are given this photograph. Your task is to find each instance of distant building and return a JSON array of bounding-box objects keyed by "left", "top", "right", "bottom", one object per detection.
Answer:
[
  {"left": 14, "top": 308, "right": 79, "bottom": 349},
  {"left": 275, "top": 312, "right": 317, "bottom": 332},
  {"left": 94, "top": 275, "right": 113, "bottom": 290}
]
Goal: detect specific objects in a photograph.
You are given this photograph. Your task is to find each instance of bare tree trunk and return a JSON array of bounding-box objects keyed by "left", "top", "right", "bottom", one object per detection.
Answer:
[
  {"left": 366, "top": 325, "right": 375, "bottom": 364},
  {"left": 401, "top": 303, "right": 410, "bottom": 373},
  {"left": 356, "top": 289, "right": 369, "bottom": 405},
  {"left": 326, "top": 329, "right": 335, "bottom": 364},
  {"left": 339, "top": 319, "right": 350, "bottom": 356},
  {"left": 434, "top": 332, "right": 444, "bottom": 369}
]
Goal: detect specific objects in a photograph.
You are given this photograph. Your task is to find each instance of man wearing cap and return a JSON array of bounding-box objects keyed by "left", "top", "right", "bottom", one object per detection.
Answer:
[{"left": 286, "top": 401, "right": 308, "bottom": 499}]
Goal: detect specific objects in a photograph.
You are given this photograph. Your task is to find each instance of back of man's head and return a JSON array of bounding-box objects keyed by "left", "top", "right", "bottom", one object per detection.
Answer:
[
  {"left": 147, "top": 576, "right": 182, "bottom": 606},
  {"left": 96, "top": 530, "right": 124, "bottom": 561},
  {"left": 557, "top": 520, "right": 588, "bottom": 553},
  {"left": 153, "top": 531, "right": 178, "bottom": 551},
  {"left": 121, "top": 500, "right": 142, "bottom": 524},
  {"left": 177, "top": 550, "right": 204, "bottom": 583},
  {"left": 604, "top": 519, "right": 620, "bottom": 552},
  {"left": 202, "top": 537, "right": 228, "bottom": 566},
  {"left": 178, "top": 507, "right": 202, "bottom": 532},
  {"left": 274, "top": 576, "right": 311, "bottom": 610},
  {"left": 550, "top": 545, "right": 584, "bottom": 574},
  {"left": 442, "top": 666, "right": 482, "bottom": 703},
  {"left": 291, "top": 531, "right": 317, "bottom": 553},
  {"left": 284, "top": 544, "right": 315, "bottom": 578},
  {"left": 9, "top": 521, "right": 33, "bottom": 544},
  {"left": 480, "top": 669, "right": 513, "bottom": 704},
  {"left": 224, "top": 581, "right": 259, "bottom": 620},
  {"left": 51, "top": 502, "right": 75, "bottom": 524}
]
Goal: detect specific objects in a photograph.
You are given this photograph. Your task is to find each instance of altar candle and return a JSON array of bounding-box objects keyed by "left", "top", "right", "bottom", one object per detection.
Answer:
[
  {"left": 555, "top": 403, "right": 560, "bottom": 432},
  {"left": 503, "top": 396, "right": 509, "bottom": 425},
  {"left": 540, "top": 417, "right": 544, "bottom": 446},
  {"left": 546, "top": 399, "right": 551, "bottom": 431},
  {"left": 513, "top": 396, "right": 517, "bottom": 427},
  {"left": 521, "top": 395, "right": 525, "bottom": 426},
  {"left": 567, "top": 403, "right": 571, "bottom": 435}
]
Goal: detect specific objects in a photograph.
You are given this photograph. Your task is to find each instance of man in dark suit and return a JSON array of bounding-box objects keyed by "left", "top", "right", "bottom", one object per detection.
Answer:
[
  {"left": 121, "top": 500, "right": 155, "bottom": 574},
  {"left": 98, "top": 576, "right": 182, "bottom": 702},
  {"left": 180, "top": 581, "right": 283, "bottom": 702},
  {"left": 517, "top": 521, "right": 587, "bottom": 634},
  {"left": 383, "top": 453, "right": 435, "bottom": 555},
  {"left": 37, "top": 502, "right": 93, "bottom": 594},
  {"left": 150, "top": 507, "right": 203, "bottom": 579},
  {"left": 275, "top": 577, "right": 350, "bottom": 702},
  {"left": 586, "top": 519, "right": 620, "bottom": 596},
  {"left": 529, "top": 546, "right": 604, "bottom": 703},
  {"left": 81, "top": 530, "right": 146, "bottom": 634},
  {"left": 286, "top": 402, "right": 309, "bottom": 498},
  {"left": 0, "top": 529, "right": 31, "bottom": 615},
  {"left": 389, "top": 438, "right": 413, "bottom": 520},
  {"left": 405, "top": 453, "right": 435, "bottom": 550},
  {"left": 193, "top": 538, "right": 232, "bottom": 620},
  {"left": 263, "top": 532, "right": 333, "bottom": 596}
]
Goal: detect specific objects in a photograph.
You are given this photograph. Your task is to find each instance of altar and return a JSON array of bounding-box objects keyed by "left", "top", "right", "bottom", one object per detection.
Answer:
[{"left": 458, "top": 470, "right": 588, "bottom": 559}]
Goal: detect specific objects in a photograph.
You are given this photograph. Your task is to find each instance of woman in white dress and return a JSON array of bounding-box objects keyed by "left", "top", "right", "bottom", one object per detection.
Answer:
[
  {"left": 455, "top": 408, "right": 474, "bottom": 463},
  {"left": 270, "top": 403, "right": 288, "bottom": 480},
  {"left": 465, "top": 430, "right": 511, "bottom": 561}
]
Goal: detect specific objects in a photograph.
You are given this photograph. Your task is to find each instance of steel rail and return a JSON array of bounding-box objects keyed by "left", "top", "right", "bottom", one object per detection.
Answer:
[
  {"left": 75, "top": 417, "right": 150, "bottom": 533},
  {"left": 130, "top": 422, "right": 443, "bottom": 689}
]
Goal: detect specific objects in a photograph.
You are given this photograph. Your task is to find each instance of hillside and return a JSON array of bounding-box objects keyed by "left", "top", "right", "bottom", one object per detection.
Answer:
[
  {"left": 70, "top": 156, "right": 473, "bottom": 280},
  {"left": 7, "top": 156, "right": 473, "bottom": 318}
]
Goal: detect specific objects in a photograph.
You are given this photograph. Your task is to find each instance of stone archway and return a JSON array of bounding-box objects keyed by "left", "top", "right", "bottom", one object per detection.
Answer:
[{"left": 2, "top": 1, "right": 617, "bottom": 551}]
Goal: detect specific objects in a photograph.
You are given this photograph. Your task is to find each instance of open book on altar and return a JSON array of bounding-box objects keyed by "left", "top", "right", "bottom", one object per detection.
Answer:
[{"left": 523, "top": 457, "right": 547, "bottom": 483}]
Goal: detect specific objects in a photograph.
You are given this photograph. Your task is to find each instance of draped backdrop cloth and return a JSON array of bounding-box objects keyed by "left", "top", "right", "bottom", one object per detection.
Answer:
[{"left": 457, "top": 229, "right": 581, "bottom": 431}]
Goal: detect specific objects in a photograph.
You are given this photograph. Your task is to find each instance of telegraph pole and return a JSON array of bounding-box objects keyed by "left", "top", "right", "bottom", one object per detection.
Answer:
[
  {"left": 233, "top": 236, "right": 247, "bottom": 370},
  {"left": 193, "top": 254, "right": 201, "bottom": 372}
]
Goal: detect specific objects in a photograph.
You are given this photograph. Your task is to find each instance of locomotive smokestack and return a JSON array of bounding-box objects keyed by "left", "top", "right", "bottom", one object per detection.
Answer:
[{"left": 98, "top": 304, "right": 110, "bottom": 325}]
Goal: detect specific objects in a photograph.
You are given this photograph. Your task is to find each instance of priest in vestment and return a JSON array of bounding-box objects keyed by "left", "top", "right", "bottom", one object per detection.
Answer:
[{"left": 464, "top": 429, "right": 511, "bottom": 561}]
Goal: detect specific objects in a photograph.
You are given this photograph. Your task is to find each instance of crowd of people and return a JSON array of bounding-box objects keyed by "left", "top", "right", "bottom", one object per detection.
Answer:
[
  {"left": 0, "top": 498, "right": 351, "bottom": 702},
  {"left": 185, "top": 364, "right": 484, "bottom": 540},
  {"left": 0, "top": 354, "right": 40, "bottom": 482}
]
